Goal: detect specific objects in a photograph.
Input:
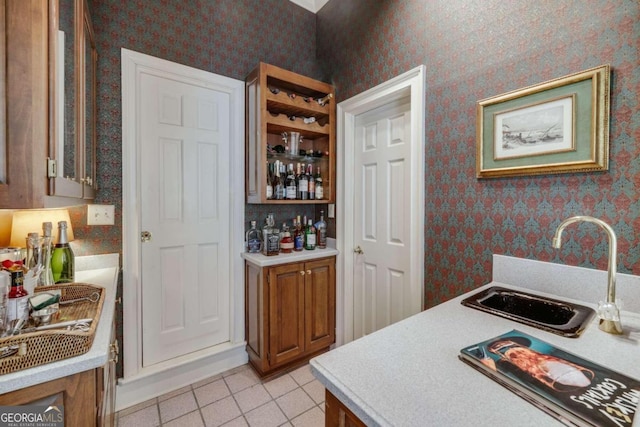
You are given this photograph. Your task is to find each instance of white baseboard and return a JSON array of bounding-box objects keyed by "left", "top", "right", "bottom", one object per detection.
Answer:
[{"left": 115, "top": 342, "right": 248, "bottom": 412}]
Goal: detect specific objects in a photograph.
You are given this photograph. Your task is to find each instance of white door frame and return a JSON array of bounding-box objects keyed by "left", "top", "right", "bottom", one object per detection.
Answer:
[
  {"left": 337, "top": 65, "right": 426, "bottom": 345},
  {"left": 119, "top": 48, "right": 246, "bottom": 409}
]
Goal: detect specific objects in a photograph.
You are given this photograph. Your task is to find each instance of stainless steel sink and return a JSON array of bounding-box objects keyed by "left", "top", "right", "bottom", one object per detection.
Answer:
[{"left": 461, "top": 286, "right": 596, "bottom": 338}]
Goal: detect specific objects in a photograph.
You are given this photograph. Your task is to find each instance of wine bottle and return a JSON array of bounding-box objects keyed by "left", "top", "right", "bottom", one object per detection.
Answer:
[
  {"left": 317, "top": 93, "right": 333, "bottom": 106},
  {"left": 298, "top": 163, "right": 309, "bottom": 200},
  {"left": 286, "top": 164, "right": 297, "bottom": 200},
  {"left": 315, "top": 166, "right": 324, "bottom": 200},
  {"left": 51, "top": 221, "right": 74, "bottom": 284},
  {"left": 274, "top": 162, "right": 285, "bottom": 200},
  {"left": 307, "top": 164, "right": 315, "bottom": 200},
  {"left": 305, "top": 219, "right": 317, "bottom": 250},
  {"left": 266, "top": 162, "right": 273, "bottom": 200},
  {"left": 316, "top": 210, "right": 327, "bottom": 249}
]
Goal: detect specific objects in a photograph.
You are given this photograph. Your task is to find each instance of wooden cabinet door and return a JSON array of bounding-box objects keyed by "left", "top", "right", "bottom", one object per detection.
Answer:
[
  {"left": 268, "top": 262, "right": 305, "bottom": 366},
  {"left": 304, "top": 257, "right": 336, "bottom": 353}
]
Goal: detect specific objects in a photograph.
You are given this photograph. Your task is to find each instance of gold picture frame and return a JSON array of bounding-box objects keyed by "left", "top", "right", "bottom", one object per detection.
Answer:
[{"left": 476, "top": 64, "right": 610, "bottom": 179}]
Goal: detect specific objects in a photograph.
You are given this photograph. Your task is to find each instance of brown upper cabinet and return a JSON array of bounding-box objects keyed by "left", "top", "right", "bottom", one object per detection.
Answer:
[
  {"left": 245, "top": 62, "right": 335, "bottom": 204},
  {"left": 0, "top": 0, "right": 97, "bottom": 208}
]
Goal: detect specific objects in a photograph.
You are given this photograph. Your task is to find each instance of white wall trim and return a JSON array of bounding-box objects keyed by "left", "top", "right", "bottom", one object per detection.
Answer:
[
  {"left": 288, "top": 0, "right": 330, "bottom": 13},
  {"left": 336, "top": 65, "right": 426, "bottom": 345},
  {"left": 119, "top": 48, "right": 246, "bottom": 408}
]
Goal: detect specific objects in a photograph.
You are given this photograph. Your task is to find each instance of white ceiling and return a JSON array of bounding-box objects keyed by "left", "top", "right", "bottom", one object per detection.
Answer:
[{"left": 288, "top": 0, "right": 330, "bottom": 13}]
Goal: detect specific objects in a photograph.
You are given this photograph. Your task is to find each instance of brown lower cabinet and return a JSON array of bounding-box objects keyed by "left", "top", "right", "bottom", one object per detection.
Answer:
[
  {"left": 245, "top": 256, "right": 336, "bottom": 377},
  {"left": 325, "top": 389, "right": 367, "bottom": 427}
]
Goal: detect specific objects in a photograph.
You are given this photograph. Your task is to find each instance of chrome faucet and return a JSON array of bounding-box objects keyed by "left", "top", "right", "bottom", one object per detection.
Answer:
[{"left": 552, "top": 216, "right": 623, "bottom": 335}]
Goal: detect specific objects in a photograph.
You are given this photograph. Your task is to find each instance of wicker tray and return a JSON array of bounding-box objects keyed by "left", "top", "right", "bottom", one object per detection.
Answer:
[{"left": 0, "top": 283, "right": 104, "bottom": 375}]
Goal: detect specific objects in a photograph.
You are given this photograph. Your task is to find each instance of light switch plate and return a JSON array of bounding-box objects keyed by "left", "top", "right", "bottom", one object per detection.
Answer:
[
  {"left": 87, "top": 204, "right": 115, "bottom": 226},
  {"left": 328, "top": 204, "right": 335, "bottom": 218}
]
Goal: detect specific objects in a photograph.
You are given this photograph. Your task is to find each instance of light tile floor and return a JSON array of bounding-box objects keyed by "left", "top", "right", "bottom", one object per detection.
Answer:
[{"left": 116, "top": 364, "right": 326, "bottom": 427}]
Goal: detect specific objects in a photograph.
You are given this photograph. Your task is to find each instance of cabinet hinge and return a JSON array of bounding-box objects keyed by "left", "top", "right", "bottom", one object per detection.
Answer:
[
  {"left": 267, "top": 352, "right": 271, "bottom": 362},
  {"left": 47, "top": 158, "right": 57, "bottom": 178}
]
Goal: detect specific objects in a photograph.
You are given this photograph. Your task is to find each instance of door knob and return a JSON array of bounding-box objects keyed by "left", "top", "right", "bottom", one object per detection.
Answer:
[
  {"left": 354, "top": 246, "right": 364, "bottom": 254},
  {"left": 141, "top": 231, "right": 152, "bottom": 242}
]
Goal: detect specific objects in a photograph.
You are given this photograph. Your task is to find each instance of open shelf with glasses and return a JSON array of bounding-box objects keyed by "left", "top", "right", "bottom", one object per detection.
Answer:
[{"left": 246, "top": 62, "right": 335, "bottom": 204}]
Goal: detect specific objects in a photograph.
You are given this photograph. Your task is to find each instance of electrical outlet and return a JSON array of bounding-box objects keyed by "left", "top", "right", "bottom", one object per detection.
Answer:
[{"left": 87, "top": 204, "right": 115, "bottom": 226}]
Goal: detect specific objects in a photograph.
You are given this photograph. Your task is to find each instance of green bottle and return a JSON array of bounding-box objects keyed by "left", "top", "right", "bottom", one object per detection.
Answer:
[{"left": 51, "top": 221, "right": 74, "bottom": 283}]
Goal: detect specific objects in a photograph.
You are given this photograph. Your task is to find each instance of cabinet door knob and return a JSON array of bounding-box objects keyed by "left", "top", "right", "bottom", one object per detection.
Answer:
[
  {"left": 354, "top": 246, "right": 364, "bottom": 254},
  {"left": 306, "top": 270, "right": 311, "bottom": 275},
  {"left": 300, "top": 271, "right": 305, "bottom": 276},
  {"left": 141, "top": 231, "right": 152, "bottom": 242}
]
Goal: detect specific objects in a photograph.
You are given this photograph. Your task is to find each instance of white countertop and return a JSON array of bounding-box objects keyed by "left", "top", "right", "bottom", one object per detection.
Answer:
[
  {"left": 311, "top": 255, "right": 640, "bottom": 426},
  {"left": 0, "top": 253, "right": 119, "bottom": 394},
  {"left": 242, "top": 242, "right": 339, "bottom": 267}
]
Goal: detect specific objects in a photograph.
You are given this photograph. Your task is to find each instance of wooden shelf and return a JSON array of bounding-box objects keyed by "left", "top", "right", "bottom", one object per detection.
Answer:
[{"left": 246, "top": 62, "right": 335, "bottom": 204}]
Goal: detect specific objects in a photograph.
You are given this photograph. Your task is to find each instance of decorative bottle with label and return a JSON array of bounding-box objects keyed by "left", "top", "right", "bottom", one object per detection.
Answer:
[
  {"left": 38, "top": 222, "right": 55, "bottom": 287},
  {"left": 305, "top": 219, "right": 317, "bottom": 250},
  {"left": 246, "top": 220, "right": 262, "bottom": 253},
  {"left": 280, "top": 223, "right": 294, "bottom": 253},
  {"left": 51, "top": 221, "right": 74, "bottom": 283},
  {"left": 293, "top": 216, "right": 304, "bottom": 251},
  {"left": 316, "top": 211, "right": 327, "bottom": 249},
  {"left": 315, "top": 167, "right": 324, "bottom": 200},
  {"left": 7, "top": 269, "right": 28, "bottom": 324},
  {"left": 262, "top": 214, "right": 280, "bottom": 256}
]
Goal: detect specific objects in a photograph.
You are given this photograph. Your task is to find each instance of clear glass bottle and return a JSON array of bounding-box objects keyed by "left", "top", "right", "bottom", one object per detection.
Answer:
[
  {"left": 38, "top": 222, "right": 55, "bottom": 287},
  {"left": 293, "top": 216, "right": 304, "bottom": 251},
  {"left": 274, "top": 162, "right": 285, "bottom": 200},
  {"left": 246, "top": 220, "right": 262, "bottom": 253},
  {"left": 315, "top": 166, "right": 324, "bottom": 200},
  {"left": 51, "top": 221, "right": 75, "bottom": 283},
  {"left": 316, "top": 210, "right": 327, "bottom": 249},
  {"left": 305, "top": 219, "right": 317, "bottom": 250},
  {"left": 262, "top": 214, "right": 280, "bottom": 256}
]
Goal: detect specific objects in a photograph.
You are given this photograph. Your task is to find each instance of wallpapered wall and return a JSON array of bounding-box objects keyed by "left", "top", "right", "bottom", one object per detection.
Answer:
[
  {"left": 317, "top": 0, "right": 640, "bottom": 308},
  {"left": 77, "top": 0, "right": 639, "bottom": 313},
  {"left": 71, "top": 0, "right": 326, "bottom": 258}
]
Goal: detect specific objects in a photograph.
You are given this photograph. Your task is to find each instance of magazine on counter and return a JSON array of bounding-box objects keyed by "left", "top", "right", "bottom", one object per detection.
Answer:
[{"left": 459, "top": 329, "right": 640, "bottom": 427}]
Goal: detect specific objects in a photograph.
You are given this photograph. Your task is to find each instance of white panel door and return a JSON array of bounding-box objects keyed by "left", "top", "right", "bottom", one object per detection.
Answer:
[
  {"left": 140, "top": 73, "right": 230, "bottom": 366},
  {"left": 353, "top": 98, "right": 414, "bottom": 338}
]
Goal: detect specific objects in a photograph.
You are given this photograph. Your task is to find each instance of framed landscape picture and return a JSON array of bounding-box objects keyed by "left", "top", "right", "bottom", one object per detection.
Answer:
[{"left": 476, "top": 65, "right": 610, "bottom": 178}]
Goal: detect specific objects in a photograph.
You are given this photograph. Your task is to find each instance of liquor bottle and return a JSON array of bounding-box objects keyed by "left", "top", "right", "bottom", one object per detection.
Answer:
[
  {"left": 305, "top": 219, "right": 317, "bottom": 250},
  {"left": 266, "top": 162, "right": 273, "bottom": 200},
  {"left": 293, "top": 216, "right": 304, "bottom": 251},
  {"left": 295, "top": 163, "right": 302, "bottom": 199},
  {"left": 315, "top": 167, "right": 324, "bottom": 200},
  {"left": 246, "top": 220, "right": 261, "bottom": 253},
  {"left": 280, "top": 223, "right": 293, "bottom": 253},
  {"left": 307, "top": 164, "right": 315, "bottom": 200},
  {"left": 262, "top": 214, "right": 280, "bottom": 256},
  {"left": 274, "top": 162, "right": 285, "bottom": 200},
  {"left": 286, "top": 164, "right": 297, "bottom": 200},
  {"left": 317, "top": 93, "right": 333, "bottom": 106},
  {"left": 51, "top": 221, "right": 75, "bottom": 284},
  {"left": 38, "top": 222, "right": 55, "bottom": 287},
  {"left": 316, "top": 210, "right": 327, "bottom": 249},
  {"left": 298, "top": 163, "right": 308, "bottom": 200}
]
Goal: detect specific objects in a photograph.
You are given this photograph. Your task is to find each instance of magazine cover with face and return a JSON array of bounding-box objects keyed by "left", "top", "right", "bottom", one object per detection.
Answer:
[{"left": 460, "top": 330, "right": 640, "bottom": 426}]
